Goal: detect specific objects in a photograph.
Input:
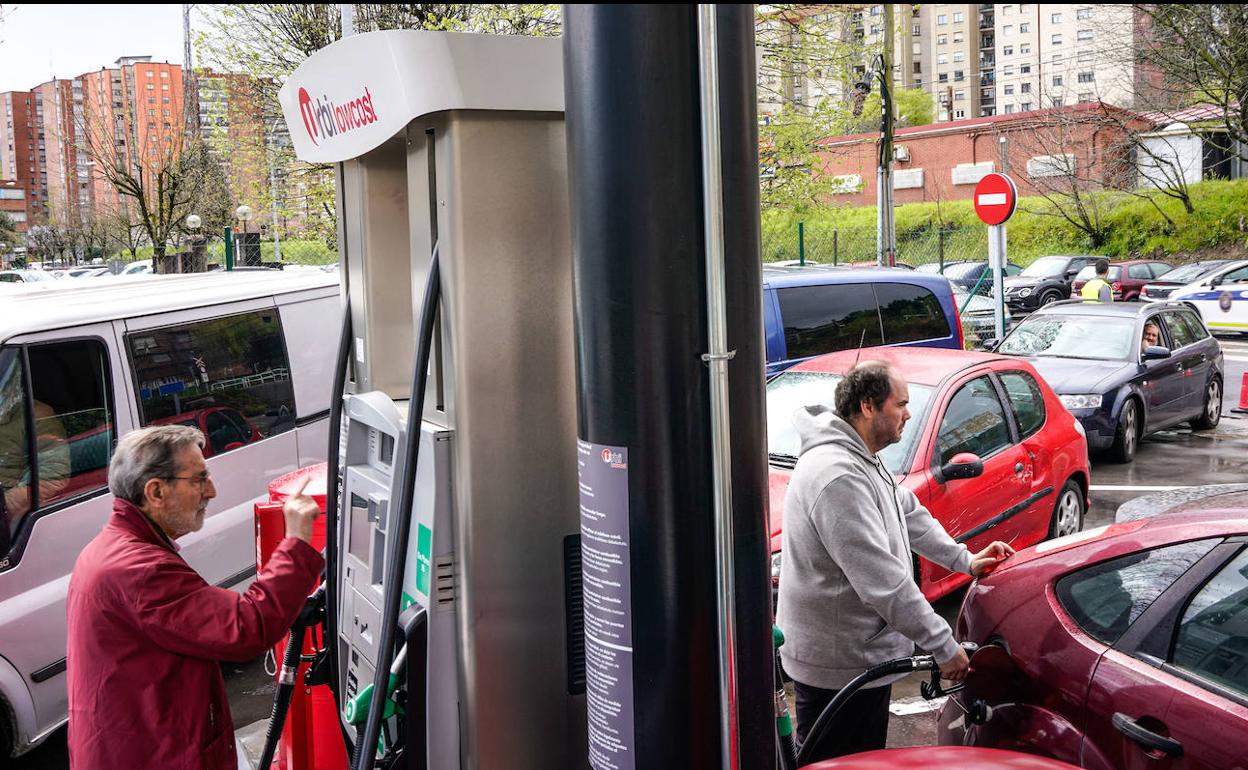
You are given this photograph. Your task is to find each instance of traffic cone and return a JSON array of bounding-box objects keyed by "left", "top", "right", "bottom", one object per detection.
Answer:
[{"left": 1236, "top": 371, "right": 1248, "bottom": 415}]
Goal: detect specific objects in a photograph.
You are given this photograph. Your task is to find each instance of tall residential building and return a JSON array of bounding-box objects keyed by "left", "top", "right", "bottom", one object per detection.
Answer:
[
  {"left": 0, "top": 91, "right": 40, "bottom": 229},
  {"left": 919, "top": 4, "right": 981, "bottom": 121}
]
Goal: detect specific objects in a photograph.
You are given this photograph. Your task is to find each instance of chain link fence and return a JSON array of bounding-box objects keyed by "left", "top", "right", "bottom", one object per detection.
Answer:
[
  {"left": 194, "top": 230, "right": 338, "bottom": 271},
  {"left": 762, "top": 222, "right": 990, "bottom": 270}
]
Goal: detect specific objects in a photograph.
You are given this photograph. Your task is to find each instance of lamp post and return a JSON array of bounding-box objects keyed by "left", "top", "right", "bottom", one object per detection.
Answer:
[
  {"left": 852, "top": 51, "right": 897, "bottom": 267},
  {"left": 186, "top": 213, "right": 203, "bottom": 272},
  {"left": 235, "top": 205, "right": 255, "bottom": 267}
]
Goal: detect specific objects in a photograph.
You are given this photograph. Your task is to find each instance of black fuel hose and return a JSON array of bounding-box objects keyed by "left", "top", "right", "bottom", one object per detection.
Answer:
[
  {"left": 257, "top": 582, "right": 327, "bottom": 769},
  {"left": 352, "top": 245, "right": 440, "bottom": 770},
  {"left": 794, "top": 653, "right": 938, "bottom": 767},
  {"left": 325, "top": 296, "right": 354, "bottom": 753}
]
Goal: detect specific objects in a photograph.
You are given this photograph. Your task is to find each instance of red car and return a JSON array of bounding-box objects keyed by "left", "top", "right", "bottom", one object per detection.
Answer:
[
  {"left": 152, "top": 406, "right": 264, "bottom": 457},
  {"left": 1070, "top": 260, "right": 1173, "bottom": 302},
  {"left": 939, "top": 508, "right": 1248, "bottom": 769},
  {"left": 767, "top": 346, "right": 1091, "bottom": 600}
]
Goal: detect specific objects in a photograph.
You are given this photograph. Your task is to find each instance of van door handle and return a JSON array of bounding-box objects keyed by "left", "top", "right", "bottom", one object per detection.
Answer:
[
  {"left": 1014, "top": 462, "right": 1024, "bottom": 474},
  {"left": 1112, "top": 713, "right": 1183, "bottom": 759}
]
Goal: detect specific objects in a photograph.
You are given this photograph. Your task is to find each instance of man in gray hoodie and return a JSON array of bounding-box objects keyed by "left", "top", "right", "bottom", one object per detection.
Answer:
[{"left": 776, "top": 360, "right": 1014, "bottom": 761}]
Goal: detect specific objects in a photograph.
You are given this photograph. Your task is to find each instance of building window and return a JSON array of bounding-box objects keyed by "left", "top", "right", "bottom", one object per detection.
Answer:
[
  {"left": 939, "top": 110, "right": 950, "bottom": 121},
  {"left": 1052, "top": 53, "right": 1064, "bottom": 64},
  {"left": 953, "top": 12, "right": 964, "bottom": 23},
  {"left": 1078, "top": 50, "right": 1094, "bottom": 62},
  {"left": 953, "top": 31, "right": 964, "bottom": 43},
  {"left": 1051, "top": 96, "right": 1064, "bottom": 107},
  {"left": 1020, "top": 102, "right": 1032, "bottom": 111},
  {"left": 955, "top": 109, "right": 966, "bottom": 119},
  {"left": 1002, "top": 5, "right": 1013, "bottom": 14},
  {"left": 146, "top": 71, "right": 154, "bottom": 77},
  {"left": 1003, "top": 64, "right": 1014, "bottom": 76},
  {"left": 1078, "top": 92, "right": 1093, "bottom": 103},
  {"left": 146, "top": 83, "right": 154, "bottom": 90},
  {"left": 938, "top": 34, "right": 948, "bottom": 45},
  {"left": 1004, "top": 25, "right": 1014, "bottom": 35},
  {"left": 938, "top": 53, "right": 948, "bottom": 65},
  {"left": 1052, "top": 34, "right": 1063, "bottom": 45},
  {"left": 938, "top": 72, "right": 949, "bottom": 83},
  {"left": 913, "top": 23, "right": 922, "bottom": 35},
  {"left": 1020, "top": 43, "right": 1032, "bottom": 54},
  {"left": 1021, "top": 82, "right": 1031, "bottom": 94},
  {"left": 1004, "top": 85, "right": 1015, "bottom": 95},
  {"left": 1021, "top": 63, "right": 1031, "bottom": 74},
  {"left": 1020, "top": 23, "right": 1030, "bottom": 33},
  {"left": 1053, "top": 75, "right": 1064, "bottom": 86},
  {"left": 954, "top": 90, "right": 965, "bottom": 101},
  {"left": 1003, "top": 45, "right": 1014, "bottom": 56},
  {"left": 160, "top": 71, "right": 169, "bottom": 78},
  {"left": 937, "top": 14, "right": 947, "bottom": 24},
  {"left": 1005, "top": 104, "right": 1015, "bottom": 114},
  {"left": 1019, "top": 4, "right": 1031, "bottom": 11},
  {"left": 954, "top": 70, "right": 965, "bottom": 82},
  {"left": 1078, "top": 72, "right": 1095, "bottom": 83},
  {"left": 914, "top": 62, "right": 923, "bottom": 74},
  {"left": 1077, "top": 29, "right": 1093, "bottom": 41},
  {"left": 1077, "top": 7, "right": 1092, "bottom": 20},
  {"left": 953, "top": 51, "right": 964, "bottom": 62}
]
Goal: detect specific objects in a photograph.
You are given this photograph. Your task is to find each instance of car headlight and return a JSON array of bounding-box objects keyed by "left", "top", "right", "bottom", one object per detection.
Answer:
[
  {"left": 1018, "top": 288, "right": 1033, "bottom": 298},
  {"left": 771, "top": 551, "right": 783, "bottom": 580},
  {"left": 1060, "top": 394, "right": 1103, "bottom": 410}
]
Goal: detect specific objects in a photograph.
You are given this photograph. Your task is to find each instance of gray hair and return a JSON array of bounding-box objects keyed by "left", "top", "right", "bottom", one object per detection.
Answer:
[
  {"left": 108, "top": 426, "right": 205, "bottom": 504},
  {"left": 834, "top": 360, "right": 897, "bottom": 421}
]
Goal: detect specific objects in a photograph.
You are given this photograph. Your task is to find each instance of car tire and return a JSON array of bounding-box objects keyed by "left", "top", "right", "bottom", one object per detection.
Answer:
[
  {"left": 1192, "top": 377, "right": 1222, "bottom": 430},
  {"left": 1048, "top": 479, "right": 1085, "bottom": 539},
  {"left": 1110, "top": 398, "right": 1140, "bottom": 463},
  {"left": 1040, "top": 290, "right": 1062, "bottom": 306}
]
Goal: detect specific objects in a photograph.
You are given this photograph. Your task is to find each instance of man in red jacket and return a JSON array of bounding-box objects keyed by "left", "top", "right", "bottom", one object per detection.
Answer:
[{"left": 67, "top": 425, "right": 324, "bottom": 770}]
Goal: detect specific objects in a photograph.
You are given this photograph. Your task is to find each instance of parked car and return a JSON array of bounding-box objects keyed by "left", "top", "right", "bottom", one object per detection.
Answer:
[
  {"left": 763, "top": 266, "right": 965, "bottom": 376},
  {"left": 939, "top": 508, "right": 1248, "bottom": 770},
  {"left": 119, "top": 260, "right": 152, "bottom": 275},
  {"left": 767, "top": 346, "right": 1090, "bottom": 600},
  {"left": 0, "top": 270, "right": 339, "bottom": 759},
  {"left": 1169, "top": 259, "right": 1248, "bottom": 336},
  {"left": 0, "top": 270, "right": 54, "bottom": 284},
  {"left": 1140, "top": 260, "right": 1239, "bottom": 302},
  {"left": 994, "top": 300, "right": 1224, "bottom": 462},
  {"left": 1069, "top": 259, "right": 1173, "bottom": 302},
  {"left": 916, "top": 260, "right": 1024, "bottom": 295},
  {"left": 1002, "top": 256, "right": 1101, "bottom": 313},
  {"left": 953, "top": 286, "right": 1011, "bottom": 347}
]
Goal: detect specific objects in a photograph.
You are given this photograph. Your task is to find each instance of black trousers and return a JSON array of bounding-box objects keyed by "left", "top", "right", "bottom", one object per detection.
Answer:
[{"left": 793, "top": 679, "right": 892, "bottom": 761}]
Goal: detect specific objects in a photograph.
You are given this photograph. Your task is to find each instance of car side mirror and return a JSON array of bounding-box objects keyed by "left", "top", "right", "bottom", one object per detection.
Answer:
[
  {"left": 980, "top": 337, "right": 1000, "bottom": 352},
  {"left": 940, "top": 452, "right": 984, "bottom": 482},
  {"left": 1142, "top": 345, "right": 1171, "bottom": 361},
  {"left": 1210, "top": 275, "right": 1223, "bottom": 288}
]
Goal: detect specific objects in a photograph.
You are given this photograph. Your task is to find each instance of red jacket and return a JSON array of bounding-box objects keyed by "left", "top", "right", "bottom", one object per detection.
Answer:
[{"left": 66, "top": 498, "right": 323, "bottom": 770}]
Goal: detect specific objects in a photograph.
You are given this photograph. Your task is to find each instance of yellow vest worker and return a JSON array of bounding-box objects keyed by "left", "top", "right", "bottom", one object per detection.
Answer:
[{"left": 1080, "top": 261, "right": 1113, "bottom": 302}]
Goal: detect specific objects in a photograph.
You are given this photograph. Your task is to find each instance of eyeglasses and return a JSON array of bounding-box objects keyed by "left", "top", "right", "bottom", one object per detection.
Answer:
[{"left": 162, "top": 472, "right": 213, "bottom": 489}]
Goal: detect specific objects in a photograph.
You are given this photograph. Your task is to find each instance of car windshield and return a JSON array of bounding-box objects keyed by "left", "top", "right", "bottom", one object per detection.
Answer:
[
  {"left": 940, "top": 262, "right": 985, "bottom": 280},
  {"left": 999, "top": 314, "right": 1137, "bottom": 361},
  {"left": 1021, "top": 257, "right": 1071, "bottom": 278},
  {"left": 1156, "top": 263, "right": 1218, "bottom": 283},
  {"left": 1074, "top": 266, "right": 1122, "bottom": 281},
  {"left": 766, "top": 371, "right": 934, "bottom": 475}
]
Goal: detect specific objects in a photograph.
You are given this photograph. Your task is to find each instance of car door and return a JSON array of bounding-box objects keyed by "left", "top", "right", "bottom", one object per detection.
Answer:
[
  {"left": 921, "top": 373, "right": 1029, "bottom": 584},
  {"left": 992, "top": 369, "right": 1059, "bottom": 549},
  {"left": 1160, "top": 545, "right": 1248, "bottom": 770},
  {"left": 1059, "top": 538, "right": 1224, "bottom": 770},
  {"left": 1126, "top": 264, "right": 1154, "bottom": 300},
  {"left": 1191, "top": 264, "right": 1248, "bottom": 334},
  {"left": 1139, "top": 313, "right": 1188, "bottom": 431},
  {"left": 1158, "top": 310, "right": 1205, "bottom": 418}
]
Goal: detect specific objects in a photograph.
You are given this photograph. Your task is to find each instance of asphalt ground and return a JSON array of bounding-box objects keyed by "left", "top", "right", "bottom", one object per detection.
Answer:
[{"left": 14, "top": 335, "right": 1248, "bottom": 769}]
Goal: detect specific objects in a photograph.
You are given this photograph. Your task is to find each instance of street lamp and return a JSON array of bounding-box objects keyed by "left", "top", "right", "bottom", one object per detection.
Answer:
[
  {"left": 235, "top": 205, "right": 252, "bottom": 231},
  {"left": 852, "top": 53, "right": 896, "bottom": 268}
]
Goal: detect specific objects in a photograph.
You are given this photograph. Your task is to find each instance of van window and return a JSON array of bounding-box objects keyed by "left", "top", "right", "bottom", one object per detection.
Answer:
[
  {"left": 128, "top": 310, "right": 296, "bottom": 454},
  {"left": 1, "top": 340, "right": 115, "bottom": 541},
  {"left": 778, "top": 284, "right": 883, "bottom": 360},
  {"left": 875, "top": 283, "right": 951, "bottom": 343}
]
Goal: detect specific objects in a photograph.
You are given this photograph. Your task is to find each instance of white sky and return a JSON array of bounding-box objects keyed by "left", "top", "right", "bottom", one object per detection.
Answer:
[{"left": 0, "top": 4, "right": 188, "bottom": 93}]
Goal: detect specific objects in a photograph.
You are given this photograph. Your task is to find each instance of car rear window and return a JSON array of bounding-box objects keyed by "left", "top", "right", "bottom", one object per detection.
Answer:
[
  {"left": 1075, "top": 265, "right": 1123, "bottom": 281},
  {"left": 1056, "top": 539, "right": 1220, "bottom": 645},
  {"left": 876, "top": 283, "right": 951, "bottom": 344}
]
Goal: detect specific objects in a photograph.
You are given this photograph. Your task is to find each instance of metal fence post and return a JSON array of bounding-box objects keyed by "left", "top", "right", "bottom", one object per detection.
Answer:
[
  {"left": 938, "top": 229, "right": 945, "bottom": 272},
  {"left": 224, "top": 226, "right": 234, "bottom": 271},
  {"left": 833, "top": 229, "right": 838, "bottom": 266},
  {"left": 798, "top": 221, "right": 806, "bottom": 266}
]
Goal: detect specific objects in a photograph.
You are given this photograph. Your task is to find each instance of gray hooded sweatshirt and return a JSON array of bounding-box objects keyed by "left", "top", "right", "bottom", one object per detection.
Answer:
[{"left": 776, "top": 405, "right": 973, "bottom": 690}]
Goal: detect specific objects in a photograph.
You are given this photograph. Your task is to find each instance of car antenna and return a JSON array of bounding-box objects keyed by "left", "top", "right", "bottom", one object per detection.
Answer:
[{"left": 853, "top": 329, "right": 867, "bottom": 368}]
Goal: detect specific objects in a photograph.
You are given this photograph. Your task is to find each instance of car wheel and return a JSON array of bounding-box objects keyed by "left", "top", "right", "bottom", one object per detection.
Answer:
[
  {"left": 1110, "top": 398, "right": 1139, "bottom": 463},
  {"left": 1192, "top": 377, "right": 1222, "bottom": 430},
  {"left": 1049, "top": 479, "right": 1085, "bottom": 539},
  {"left": 1040, "top": 290, "right": 1062, "bottom": 306}
]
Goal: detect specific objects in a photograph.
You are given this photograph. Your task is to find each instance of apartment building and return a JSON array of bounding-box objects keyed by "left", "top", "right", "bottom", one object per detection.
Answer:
[{"left": 0, "top": 92, "right": 40, "bottom": 228}]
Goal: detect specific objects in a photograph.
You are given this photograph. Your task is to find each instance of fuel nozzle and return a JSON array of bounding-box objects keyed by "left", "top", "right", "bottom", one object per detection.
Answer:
[{"left": 919, "top": 641, "right": 980, "bottom": 700}]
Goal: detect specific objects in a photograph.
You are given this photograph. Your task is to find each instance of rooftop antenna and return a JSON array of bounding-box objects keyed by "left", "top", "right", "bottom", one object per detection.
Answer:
[{"left": 852, "top": 328, "right": 867, "bottom": 369}]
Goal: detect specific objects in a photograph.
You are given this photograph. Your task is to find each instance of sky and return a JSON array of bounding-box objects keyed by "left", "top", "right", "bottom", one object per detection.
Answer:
[{"left": 0, "top": 4, "right": 188, "bottom": 93}]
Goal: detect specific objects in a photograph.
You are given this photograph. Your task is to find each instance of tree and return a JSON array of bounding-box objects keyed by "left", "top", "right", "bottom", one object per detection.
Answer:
[
  {"left": 25, "top": 224, "right": 70, "bottom": 263},
  {"left": 0, "top": 212, "right": 18, "bottom": 252}
]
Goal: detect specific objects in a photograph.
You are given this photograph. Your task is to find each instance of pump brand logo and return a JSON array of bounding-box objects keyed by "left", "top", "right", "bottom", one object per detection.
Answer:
[
  {"left": 297, "top": 85, "right": 379, "bottom": 147},
  {"left": 600, "top": 448, "right": 625, "bottom": 468}
]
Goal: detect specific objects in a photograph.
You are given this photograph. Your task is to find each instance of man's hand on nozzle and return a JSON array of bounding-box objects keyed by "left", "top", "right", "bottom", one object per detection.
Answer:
[
  {"left": 283, "top": 478, "right": 321, "bottom": 544},
  {"left": 970, "top": 540, "right": 1016, "bottom": 577},
  {"left": 939, "top": 645, "right": 971, "bottom": 682}
]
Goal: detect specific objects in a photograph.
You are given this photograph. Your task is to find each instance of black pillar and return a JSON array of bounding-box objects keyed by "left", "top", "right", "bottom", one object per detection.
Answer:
[{"left": 564, "top": 5, "right": 771, "bottom": 769}]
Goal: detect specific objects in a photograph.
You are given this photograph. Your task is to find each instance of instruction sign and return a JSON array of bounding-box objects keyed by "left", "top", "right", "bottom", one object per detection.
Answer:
[{"left": 578, "top": 439, "right": 635, "bottom": 770}]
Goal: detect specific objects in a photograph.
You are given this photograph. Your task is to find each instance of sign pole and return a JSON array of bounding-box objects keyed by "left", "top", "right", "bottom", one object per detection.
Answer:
[{"left": 989, "top": 224, "right": 1006, "bottom": 339}]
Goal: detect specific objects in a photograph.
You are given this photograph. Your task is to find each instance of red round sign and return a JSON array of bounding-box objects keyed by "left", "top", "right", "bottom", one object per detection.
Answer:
[{"left": 973, "top": 173, "right": 1018, "bottom": 226}]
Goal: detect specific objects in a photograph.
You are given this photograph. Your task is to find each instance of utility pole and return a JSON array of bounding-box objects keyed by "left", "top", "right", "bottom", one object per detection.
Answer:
[
  {"left": 878, "top": 3, "right": 897, "bottom": 267},
  {"left": 182, "top": 4, "right": 200, "bottom": 141}
]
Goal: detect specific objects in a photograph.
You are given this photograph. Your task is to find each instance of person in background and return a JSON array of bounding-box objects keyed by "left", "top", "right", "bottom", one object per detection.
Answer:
[{"left": 1081, "top": 259, "right": 1113, "bottom": 303}]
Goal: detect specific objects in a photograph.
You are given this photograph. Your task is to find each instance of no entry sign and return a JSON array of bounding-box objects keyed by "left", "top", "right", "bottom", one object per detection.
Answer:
[{"left": 973, "top": 173, "right": 1018, "bottom": 226}]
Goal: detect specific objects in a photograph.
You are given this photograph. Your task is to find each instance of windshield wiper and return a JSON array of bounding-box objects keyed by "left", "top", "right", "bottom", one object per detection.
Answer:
[{"left": 768, "top": 452, "right": 799, "bottom": 467}]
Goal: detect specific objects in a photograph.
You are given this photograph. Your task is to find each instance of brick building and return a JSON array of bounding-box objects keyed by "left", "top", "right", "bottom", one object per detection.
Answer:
[{"left": 814, "top": 103, "right": 1151, "bottom": 207}]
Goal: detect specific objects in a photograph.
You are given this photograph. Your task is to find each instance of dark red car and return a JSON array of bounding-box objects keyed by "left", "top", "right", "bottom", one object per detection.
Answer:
[
  {"left": 939, "top": 508, "right": 1248, "bottom": 769},
  {"left": 767, "top": 346, "right": 1091, "bottom": 600},
  {"left": 152, "top": 406, "right": 264, "bottom": 457},
  {"left": 1070, "top": 260, "right": 1173, "bottom": 302}
]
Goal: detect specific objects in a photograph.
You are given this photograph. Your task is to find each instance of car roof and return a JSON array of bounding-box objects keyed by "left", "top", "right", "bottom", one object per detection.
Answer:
[
  {"left": 0, "top": 270, "right": 339, "bottom": 342},
  {"left": 1024, "top": 299, "right": 1189, "bottom": 318},
  {"left": 780, "top": 345, "right": 1012, "bottom": 386},
  {"left": 761, "top": 264, "right": 951, "bottom": 291}
]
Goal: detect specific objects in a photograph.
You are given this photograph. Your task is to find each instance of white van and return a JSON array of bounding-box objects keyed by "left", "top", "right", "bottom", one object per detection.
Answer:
[
  {"left": 1170, "top": 259, "right": 1248, "bottom": 335},
  {"left": 0, "top": 270, "right": 340, "bottom": 758}
]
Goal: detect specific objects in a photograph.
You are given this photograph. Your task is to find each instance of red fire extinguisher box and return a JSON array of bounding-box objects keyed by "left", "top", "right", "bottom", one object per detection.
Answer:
[{"left": 255, "top": 463, "right": 348, "bottom": 770}]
